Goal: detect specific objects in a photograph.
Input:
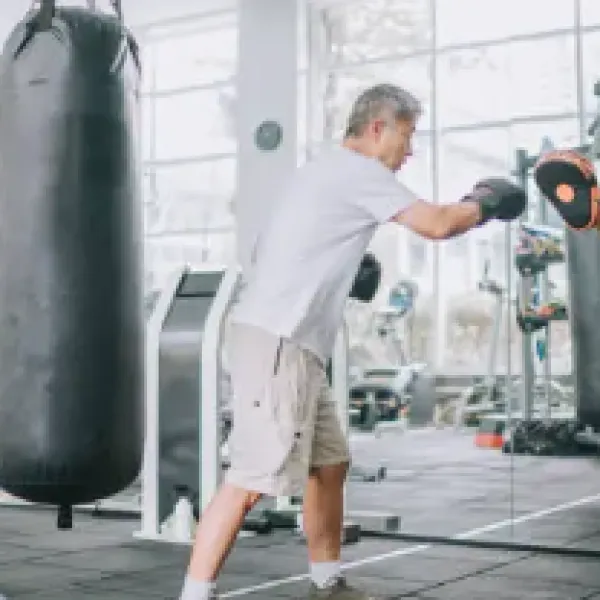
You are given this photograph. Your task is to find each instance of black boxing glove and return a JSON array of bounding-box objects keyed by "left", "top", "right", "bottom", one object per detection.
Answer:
[
  {"left": 349, "top": 252, "right": 381, "bottom": 302},
  {"left": 462, "top": 178, "right": 527, "bottom": 225}
]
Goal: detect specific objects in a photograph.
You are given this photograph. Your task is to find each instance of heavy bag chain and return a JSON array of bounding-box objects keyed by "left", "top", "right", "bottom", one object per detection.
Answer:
[
  {"left": 33, "top": 0, "right": 123, "bottom": 29},
  {"left": 16, "top": 0, "right": 131, "bottom": 63}
]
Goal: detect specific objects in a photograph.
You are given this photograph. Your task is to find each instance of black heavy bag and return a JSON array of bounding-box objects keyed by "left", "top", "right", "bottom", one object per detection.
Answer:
[{"left": 0, "top": 0, "right": 144, "bottom": 525}]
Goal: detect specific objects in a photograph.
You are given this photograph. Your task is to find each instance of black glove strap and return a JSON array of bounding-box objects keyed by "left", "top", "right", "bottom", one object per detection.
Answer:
[
  {"left": 477, "top": 200, "right": 495, "bottom": 225},
  {"left": 462, "top": 187, "right": 493, "bottom": 226}
]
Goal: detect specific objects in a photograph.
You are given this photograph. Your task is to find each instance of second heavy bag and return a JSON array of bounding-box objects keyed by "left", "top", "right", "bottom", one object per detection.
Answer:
[{"left": 0, "top": 1, "right": 144, "bottom": 517}]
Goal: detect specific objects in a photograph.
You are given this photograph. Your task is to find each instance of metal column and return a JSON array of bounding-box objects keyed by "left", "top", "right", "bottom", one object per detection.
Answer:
[
  {"left": 235, "top": 0, "right": 298, "bottom": 275},
  {"left": 514, "top": 149, "right": 535, "bottom": 420}
]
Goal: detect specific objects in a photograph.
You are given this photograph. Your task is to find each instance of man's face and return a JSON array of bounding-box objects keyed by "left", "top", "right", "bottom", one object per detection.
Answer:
[{"left": 367, "top": 116, "right": 416, "bottom": 171}]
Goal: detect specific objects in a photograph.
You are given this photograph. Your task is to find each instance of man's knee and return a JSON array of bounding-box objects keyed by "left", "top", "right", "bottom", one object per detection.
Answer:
[
  {"left": 220, "top": 483, "right": 263, "bottom": 513},
  {"left": 243, "top": 490, "right": 263, "bottom": 511},
  {"left": 219, "top": 482, "right": 263, "bottom": 512},
  {"left": 309, "top": 461, "right": 350, "bottom": 484},
  {"left": 226, "top": 484, "right": 262, "bottom": 512}
]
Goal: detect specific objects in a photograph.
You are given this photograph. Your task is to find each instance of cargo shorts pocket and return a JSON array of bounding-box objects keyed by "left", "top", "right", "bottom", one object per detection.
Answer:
[{"left": 229, "top": 333, "right": 307, "bottom": 477}]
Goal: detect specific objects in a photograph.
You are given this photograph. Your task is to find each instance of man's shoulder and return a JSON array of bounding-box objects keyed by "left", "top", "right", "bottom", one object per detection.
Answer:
[{"left": 295, "top": 146, "right": 378, "bottom": 189}]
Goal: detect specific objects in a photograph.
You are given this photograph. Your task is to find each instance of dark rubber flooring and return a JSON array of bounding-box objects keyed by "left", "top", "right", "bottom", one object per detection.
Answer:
[{"left": 2, "top": 428, "right": 600, "bottom": 599}]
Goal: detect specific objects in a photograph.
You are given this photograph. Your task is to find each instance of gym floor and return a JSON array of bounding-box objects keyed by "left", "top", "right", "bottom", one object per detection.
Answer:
[{"left": 2, "top": 429, "right": 600, "bottom": 600}]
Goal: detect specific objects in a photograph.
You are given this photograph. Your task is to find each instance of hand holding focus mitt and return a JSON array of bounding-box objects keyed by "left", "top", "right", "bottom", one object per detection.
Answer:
[
  {"left": 462, "top": 178, "right": 527, "bottom": 225},
  {"left": 533, "top": 149, "right": 599, "bottom": 230}
]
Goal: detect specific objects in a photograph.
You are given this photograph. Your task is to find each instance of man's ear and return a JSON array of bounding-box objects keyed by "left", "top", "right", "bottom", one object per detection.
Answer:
[{"left": 370, "top": 119, "right": 386, "bottom": 137}]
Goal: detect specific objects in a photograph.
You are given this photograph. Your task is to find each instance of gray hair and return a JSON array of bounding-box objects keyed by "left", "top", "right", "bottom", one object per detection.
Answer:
[{"left": 344, "top": 83, "right": 422, "bottom": 137}]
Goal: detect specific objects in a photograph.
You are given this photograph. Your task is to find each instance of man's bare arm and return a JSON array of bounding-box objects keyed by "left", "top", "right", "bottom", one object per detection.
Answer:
[{"left": 392, "top": 199, "right": 482, "bottom": 240}]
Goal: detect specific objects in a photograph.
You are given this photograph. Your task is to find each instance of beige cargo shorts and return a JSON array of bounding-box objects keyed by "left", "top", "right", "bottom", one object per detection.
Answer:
[{"left": 224, "top": 323, "right": 350, "bottom": 497}]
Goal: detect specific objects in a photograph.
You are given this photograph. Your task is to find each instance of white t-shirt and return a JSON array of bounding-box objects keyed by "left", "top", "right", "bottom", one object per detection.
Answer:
[{"left": 230, "top": 146, "right": 419, "bottom": 362}]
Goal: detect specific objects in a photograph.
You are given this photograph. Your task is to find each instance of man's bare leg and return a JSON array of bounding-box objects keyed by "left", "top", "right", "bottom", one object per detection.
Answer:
[
  {"left": 302, "top": 462, "right": 348, "bottom": 587},
  {"left": 179, "top": 483, "right": 261, "bottom": 599}
]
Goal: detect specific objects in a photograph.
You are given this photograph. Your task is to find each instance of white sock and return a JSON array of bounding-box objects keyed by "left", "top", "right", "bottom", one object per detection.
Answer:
[
  {"left": 310, "top": 561, "right": 342, "bottom": 589},
  {"left": 179, "top": 575, "right": 217, "bottom": 600}
]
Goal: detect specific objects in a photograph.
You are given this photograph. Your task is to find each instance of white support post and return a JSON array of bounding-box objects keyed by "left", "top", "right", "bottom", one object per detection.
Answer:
[
  {"left": 137, "top": 266, "right": 188, "bottom": 539},
  {"left": 333, "top": 320, "right": 351, "bottom": 534},
  {"left": 199, "top": 266, "right": 240, "bottom": 513},
  {"left": 235, "top": 0, "right": 298, "bottom": 273},
  {"left": 333, "top": 319, "right": 350, "bottom": 439}
]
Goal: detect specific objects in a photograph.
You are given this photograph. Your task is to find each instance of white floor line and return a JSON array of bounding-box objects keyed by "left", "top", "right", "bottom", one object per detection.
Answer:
[{"left": 220, "top": 492, "right": 600, "bottom": 598}]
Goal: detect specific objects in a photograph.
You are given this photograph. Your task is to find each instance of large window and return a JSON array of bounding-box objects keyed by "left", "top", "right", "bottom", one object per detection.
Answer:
[
  {"left": 139, "top": 11, "right": 238, "bottom": 163},
  {"left": 437, "top": 35, "right": 577, "bottom": 128},
  {"left": 137, "top": 10, "right": 240, "bottom": 291},
  {"left": 140, "top": 94, "right": 156, "bottom": 162},
  {"left": 151, "top": 86, "right": 236, "bottom": 161},
  {"left": 324, "top": 0, "right": 432, "bottom": 66},
  {"left": 128, "top": 0, "right": 237, "bottom": 35},
  {"left": 438, "top": 235, "right": 510, "bottom": 373},
  {"left": 581, "top": 32, "right": 600, "bottom": 120},
  {"left": 437, "top": 46, "right": 509, "bottom": 127},
  {"left": 143, "top": 157, "right": 236, "bottom": 291},
  {"left": 145, "top": 230, "right": 236, "bottom": 289},
  {"left": 508, "top": 117, "right": 581, "bottom": 155},
  {"left": 506, "top": 36, "right": 577, "bottom": 119},
  {"left": 147, "top": 22, "right": 237, "bottom": 91},
  {"left": 436, "top": 0, "right": 575, "bottom": 47},
  {"left": 147, "top": 157, "right": 236, "bottom": 199},
  {"left": 437, "top": 128, "right": 513, "bottom": 372},
  {"left": 435, "top": 119, "right": 579, "bottom": 372},
  {"left": 581, "top": 0, "right": 600, "bottom": 26},
  {"left": 438, "top": 127, "right": 512, "bottom": 202},
  {"left": 145, "top": 195, "right": 234, "bottom": 238}
]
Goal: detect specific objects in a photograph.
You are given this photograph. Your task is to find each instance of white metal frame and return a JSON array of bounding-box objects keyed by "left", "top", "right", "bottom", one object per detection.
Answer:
[
  {"left": 135, "top": 265, "right": 240, "bottom": 541},
  {"left": 137, "top": 265, "right": 190, "bottom": 539},
  {"left": 333, "top": 319, "right": 350, "bottom": 438},
  {"left": 199, "top": 266, "right": 240, "bottom": 512}
]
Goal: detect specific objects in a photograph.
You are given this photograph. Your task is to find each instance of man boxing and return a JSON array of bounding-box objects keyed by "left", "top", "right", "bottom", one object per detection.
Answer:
[{"left": 177, "top": 83, "right": 526, "bottom": 600}]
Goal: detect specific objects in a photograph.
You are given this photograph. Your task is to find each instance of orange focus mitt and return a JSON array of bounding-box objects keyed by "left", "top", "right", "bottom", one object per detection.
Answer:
[{"left": 533, "top": 149, "right": 600, "bottom": 230}]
